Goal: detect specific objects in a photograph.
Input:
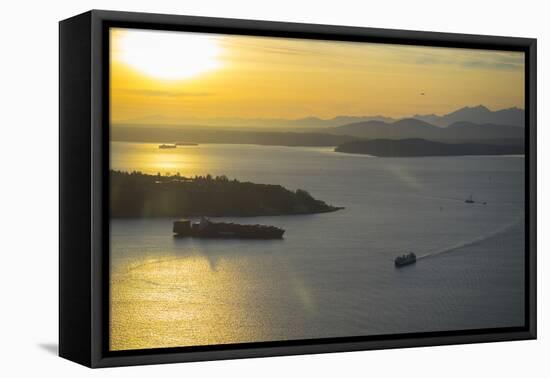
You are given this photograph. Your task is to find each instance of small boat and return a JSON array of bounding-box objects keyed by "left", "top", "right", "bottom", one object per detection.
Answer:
[
  {"left": 394, "top": 252, "right": 416, "bottom": 267},
  {"left": 159, "top": 144, "right": 177, "bottom": 149},
  {"left": 175, "top": 142, "right": 199, "bottom": 146},
  {"left": 465, "top": 194, "right": 475, "bottom": 204}
]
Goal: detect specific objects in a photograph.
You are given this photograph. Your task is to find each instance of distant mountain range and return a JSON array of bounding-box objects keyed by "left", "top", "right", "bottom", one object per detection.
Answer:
[
  {"left": 413, "top": 105, "right": 525, "bottom": 127},
  {"left": 327, "top": 118, "right": 524, "bottom": 143},
  {"left": 117, "top": 115, "right": 395, "bottom": 129},
  {"left": 111, "top": 126, "right": 356, "bottom": 147},
  {"left": 116, "top": 105, "right": 524, "bottom": 130},
  {"left": 112, "top": 105, "right": 525, "bottom": 147}
]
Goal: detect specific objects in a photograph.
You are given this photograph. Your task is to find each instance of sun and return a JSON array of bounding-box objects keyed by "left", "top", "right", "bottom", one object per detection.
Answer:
[{"left": 114, "top": 29, "right": 221, "bottom": 81}]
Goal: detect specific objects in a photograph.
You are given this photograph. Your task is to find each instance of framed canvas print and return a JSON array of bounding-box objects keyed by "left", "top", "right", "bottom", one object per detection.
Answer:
[{"left": 59, "top": 10, "right": 536, "bottom": 368}]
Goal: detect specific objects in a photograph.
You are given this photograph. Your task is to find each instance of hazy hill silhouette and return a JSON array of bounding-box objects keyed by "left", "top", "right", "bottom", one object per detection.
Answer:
[
  {"left": 112, "top": 126, "right": 356, "bottom": 147},
  {"left": 118, "top": 115, "right": 396, "bottom": 129},
  {"left": 413, "top": 105, "right": 525, "bottom": 127},
  {"left": 116, "top": 105, "right": 524, "bottom": 130},
  {"left": 112, "top": 105, "right": 525, "bottom": 146},
  {"left": 328, "top": 118, "right": 524, "bottom": 142}
]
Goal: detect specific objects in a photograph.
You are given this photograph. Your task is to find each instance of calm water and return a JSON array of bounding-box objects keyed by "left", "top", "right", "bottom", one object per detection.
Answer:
[{"left": 110, "top": 142, "right": 525, "bottom": 351}]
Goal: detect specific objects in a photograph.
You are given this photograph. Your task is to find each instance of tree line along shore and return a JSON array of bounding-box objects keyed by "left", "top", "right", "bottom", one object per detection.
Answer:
[{"left": 110, "top": 170, "right": 343, "bottom": 218}]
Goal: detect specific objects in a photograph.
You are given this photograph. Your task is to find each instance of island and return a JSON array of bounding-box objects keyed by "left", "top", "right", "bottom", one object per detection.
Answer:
[
  {"left": 335, "top": 138, "right": 524, "bottom": 157},
  {"left": 110, "top": 170, "right": 343, "bottom": 218}
]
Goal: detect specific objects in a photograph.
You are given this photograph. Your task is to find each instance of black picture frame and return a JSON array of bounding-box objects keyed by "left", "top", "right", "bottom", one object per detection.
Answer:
[{"left": 59, "top": 9, "right": 537, "bottom": 368}]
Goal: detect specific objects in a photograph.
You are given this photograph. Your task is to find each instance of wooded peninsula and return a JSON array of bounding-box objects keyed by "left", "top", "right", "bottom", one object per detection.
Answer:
[{"left": 110, "top": 170, "right": 343, "bottom": 218}]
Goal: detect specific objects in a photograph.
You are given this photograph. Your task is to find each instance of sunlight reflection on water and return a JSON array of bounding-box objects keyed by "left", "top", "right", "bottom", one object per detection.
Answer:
[{"left": 110, "top": 142, "right": 525, "bottom": 350}]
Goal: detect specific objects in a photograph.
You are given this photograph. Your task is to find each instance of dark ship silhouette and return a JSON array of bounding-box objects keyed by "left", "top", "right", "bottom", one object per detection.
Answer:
[
  {"left": 173, "top": 217, "right": 285, "bottom": 239},
  {"left": 464, "top": 194, "right": 487, "bottom": 205},
  {"left": 394, "top": 252, "right": 417, "bottom": 267}
]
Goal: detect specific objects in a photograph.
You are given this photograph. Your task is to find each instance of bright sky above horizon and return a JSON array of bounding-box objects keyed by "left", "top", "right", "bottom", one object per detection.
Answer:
[{"left": 110, "top": 27, "right": 525, "bottom": 125}]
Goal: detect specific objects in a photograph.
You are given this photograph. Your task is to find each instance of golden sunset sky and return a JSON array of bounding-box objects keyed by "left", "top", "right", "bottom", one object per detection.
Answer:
[{"left": 110, "top": 28, "right": 525, "bottom": 125}]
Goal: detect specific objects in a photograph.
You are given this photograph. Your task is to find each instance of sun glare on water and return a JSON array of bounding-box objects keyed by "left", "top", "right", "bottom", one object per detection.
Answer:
[{"left": 116, "top": 29, "right": 221, "bottom": 81}]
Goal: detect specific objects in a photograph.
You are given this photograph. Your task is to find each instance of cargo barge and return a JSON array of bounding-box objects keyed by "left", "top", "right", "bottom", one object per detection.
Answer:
[{"left": 173, "top": 217, "right": 285, "bottom": 239}]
